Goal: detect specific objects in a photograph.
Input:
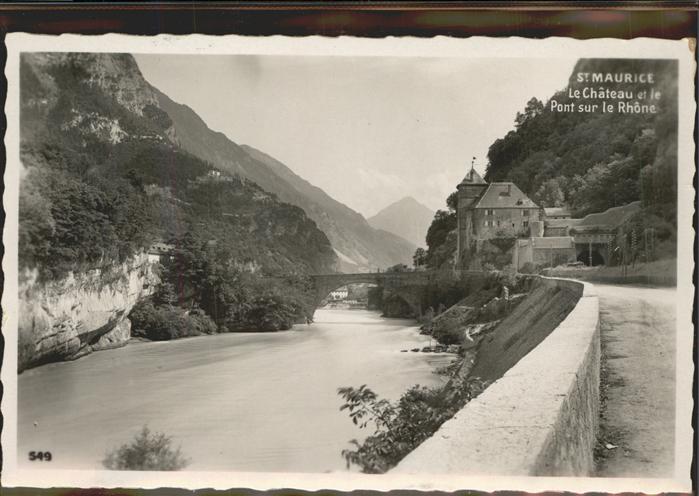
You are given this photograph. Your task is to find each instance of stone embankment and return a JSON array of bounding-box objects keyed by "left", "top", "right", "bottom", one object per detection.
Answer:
[
  {"left": 394, "top": 277, "right": 600, "bottom": 476},
  {"left": 544, "top": 258, "right": 676, "bottom": 286},
  {"left": 18, "top": 253, "right": 159, "bottom": 372}
]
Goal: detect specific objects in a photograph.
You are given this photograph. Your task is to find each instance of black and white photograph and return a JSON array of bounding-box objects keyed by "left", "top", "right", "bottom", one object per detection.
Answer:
[{"left": 2, "top": 34, "right": 694, "bottom": 493}]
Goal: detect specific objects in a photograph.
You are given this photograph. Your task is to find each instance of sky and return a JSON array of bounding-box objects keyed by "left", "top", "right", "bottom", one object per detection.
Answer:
[{"left": 134, "top": 54, "right": 576, "bottom": 217}]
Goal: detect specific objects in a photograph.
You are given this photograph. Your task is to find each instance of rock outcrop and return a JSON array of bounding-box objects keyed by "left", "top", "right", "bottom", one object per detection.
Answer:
[{"left": 18, "top": 253, "right": 158, "bottom": 372}]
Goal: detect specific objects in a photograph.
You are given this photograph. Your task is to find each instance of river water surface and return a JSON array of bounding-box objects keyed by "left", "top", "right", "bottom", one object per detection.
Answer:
[{"left": 18, "top": 309, "right": 453, "bottom": 472}]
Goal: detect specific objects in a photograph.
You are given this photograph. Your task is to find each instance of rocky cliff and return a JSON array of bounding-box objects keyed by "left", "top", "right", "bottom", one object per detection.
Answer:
[
  {"left": 18, "top": 52, "right": 339, "bottom": 371},
  {"left": 18, "top": 254, "right": 159, "bottom": 372}
]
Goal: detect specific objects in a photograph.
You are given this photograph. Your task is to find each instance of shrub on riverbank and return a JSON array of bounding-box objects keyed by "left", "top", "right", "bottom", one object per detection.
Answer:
[
  {"left": 103, "top": 425, "right": 189, "bottom": 471},
  {"left": 237, "top": 289, "right": 307, "bottom": 331},
  {"left": 338, "top": 376, "right": 488, "bottom": 473},
  {"left": 129, "top": 300, "right": 217, "bottom": 340}
]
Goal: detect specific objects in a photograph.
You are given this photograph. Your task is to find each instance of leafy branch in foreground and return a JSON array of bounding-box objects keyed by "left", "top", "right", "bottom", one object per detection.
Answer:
[
  {"left": 337, "top": 376, "right": 489, "bottom": 473},
  {"left": 102, "top": 425, "right": 190, "bottom": 471}
]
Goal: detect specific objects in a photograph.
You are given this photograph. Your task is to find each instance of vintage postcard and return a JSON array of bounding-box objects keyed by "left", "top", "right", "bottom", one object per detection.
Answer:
[{"left": 2, "top": 33, "right": 694, "bottom": 493}]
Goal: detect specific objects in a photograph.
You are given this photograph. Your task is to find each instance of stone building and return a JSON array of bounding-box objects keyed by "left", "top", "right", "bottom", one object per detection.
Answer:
[
  {"left": 455, "top": 166, "right": 541, "bottom": 267},
  {"left": 454, "top": 164, "right": 638, "bottom": 270},
  {"left": 328, "top": 288, "right": 349, "bottom": 301},
  {"left": 543, "top": 207, "right": 572, "bottom": 220},
  {"left": 146, "top": 242, "right": 174, "bottom": 264},
  {"left": 513, "top": 236, "right": 577, "bottom": 269}
]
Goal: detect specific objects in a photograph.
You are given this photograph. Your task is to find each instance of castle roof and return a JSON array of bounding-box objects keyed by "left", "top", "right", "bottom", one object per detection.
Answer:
[
  {"left": 474, "top": 182, "right": 539, "bottom": 209},
  {"left": 458, "top": 168, "right": 486, "bottom": 186}
]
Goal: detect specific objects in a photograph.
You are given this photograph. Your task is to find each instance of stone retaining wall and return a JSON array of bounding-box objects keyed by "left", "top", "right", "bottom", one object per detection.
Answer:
[
  {"left": 393, "top": 277, "right": 600, "bottom": 476},
  {"left": 543, "top": 260, "right": 676, "bottom": 287}
]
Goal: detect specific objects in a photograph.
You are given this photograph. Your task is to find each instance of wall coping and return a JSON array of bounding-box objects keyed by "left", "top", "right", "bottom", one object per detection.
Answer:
[{"left": 393, "top": 276, "right": 599, "bottom": 476}]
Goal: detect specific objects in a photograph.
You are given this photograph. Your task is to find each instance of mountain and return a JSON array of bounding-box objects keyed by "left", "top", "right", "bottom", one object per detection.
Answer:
[
  {"left": 240, "top": 145, "right": 417, "bottom": 271},
  {"left": 153, "top": 88, "right": 415, "bottom": 272},
  {"left": 19, "top": 52, "right": 336, "bottom": 277},
  {"left": 368, "top": 197, "right": 435, "bottom": 248}
]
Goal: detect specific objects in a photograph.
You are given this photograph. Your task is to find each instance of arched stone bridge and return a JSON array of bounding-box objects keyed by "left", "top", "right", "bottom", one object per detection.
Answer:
[{"left": 309, "top": 270, "right": 482, "bottom": 317}]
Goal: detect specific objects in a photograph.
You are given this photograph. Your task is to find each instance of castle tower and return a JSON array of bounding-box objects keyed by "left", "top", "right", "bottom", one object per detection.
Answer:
[{"left": 456, "top": 159, "right": 487, "bottom": 266}]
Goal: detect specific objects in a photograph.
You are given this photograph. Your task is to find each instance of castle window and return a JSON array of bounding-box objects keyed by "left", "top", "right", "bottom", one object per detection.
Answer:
[
  {"left": 522, "top": 209, "right": 530, "bottom": 217},
  {"left": 523, "top": 220, "right": 529, "bottom": 228},
  {"left": 484, "top": 220, "right": 494, "bottom": 227},
  {"left": 486, "top": 209, "right": 494, "bottom": 216}
]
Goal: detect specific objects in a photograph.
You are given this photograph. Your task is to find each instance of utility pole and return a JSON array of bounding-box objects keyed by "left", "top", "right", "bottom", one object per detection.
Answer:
[{"left": 549, "top": 247, "right": 553, "bottom": 269}]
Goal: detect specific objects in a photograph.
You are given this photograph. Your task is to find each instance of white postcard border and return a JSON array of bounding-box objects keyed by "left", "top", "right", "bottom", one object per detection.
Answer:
[{"left": 2, "top": 33, "right": 695, "bottom": 493}]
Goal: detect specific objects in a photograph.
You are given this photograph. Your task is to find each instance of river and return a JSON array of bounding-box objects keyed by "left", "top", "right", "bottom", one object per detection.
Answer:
[{"left": 18, "top": 308, "right": 453, "bottom": 472}]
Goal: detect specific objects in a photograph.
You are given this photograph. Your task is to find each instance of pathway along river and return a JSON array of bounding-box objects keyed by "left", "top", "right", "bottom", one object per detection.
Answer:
[{"left": 18, "top": 308, "right": 453, "bottom": 472}]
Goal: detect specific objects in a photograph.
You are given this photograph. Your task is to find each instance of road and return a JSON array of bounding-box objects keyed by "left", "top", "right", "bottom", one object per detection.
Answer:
[{"left": 593, "top": 284, "right": 676, "bottom": 478}]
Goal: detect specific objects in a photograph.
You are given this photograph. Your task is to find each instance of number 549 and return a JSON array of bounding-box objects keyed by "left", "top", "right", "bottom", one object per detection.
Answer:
[{"left": 28, "top": 451, "right": 52, "bottom": 461}]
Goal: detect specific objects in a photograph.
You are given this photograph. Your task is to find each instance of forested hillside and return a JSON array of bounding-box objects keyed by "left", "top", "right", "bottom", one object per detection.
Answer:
[
  {"left": 19, "top": 53, "right": 336, "bottom": 333},
  {"left": 485, "top": 58, "right": 677, "bottom": 223},
  {"left": 422, "top": 58, "right": 678, "bottom": 269}
]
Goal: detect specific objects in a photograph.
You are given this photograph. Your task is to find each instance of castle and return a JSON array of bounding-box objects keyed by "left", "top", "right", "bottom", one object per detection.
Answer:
[
  {"left": 456, "top": 166, "right": 542, "bottom": 263},
  {"left": 454, "top": 162, "right": 628, "bottom": 270}
]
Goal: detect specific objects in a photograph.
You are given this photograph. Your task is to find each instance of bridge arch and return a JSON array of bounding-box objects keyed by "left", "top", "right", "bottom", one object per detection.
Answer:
[
  {"left": 310, "top": 273, "right": 384, "bottom": 310},
  {"left": 575, "top": 244, "right": 606, "bottom": 266},
  {"left": 309, "top": 271, "right": 444, "bottom": 318}
]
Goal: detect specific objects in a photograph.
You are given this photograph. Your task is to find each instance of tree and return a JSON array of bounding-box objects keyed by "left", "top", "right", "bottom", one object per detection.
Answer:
[
  {"left": 425, "top": 210, "right": 457, "bottom": 269},
  {"left": 446, "top": 191, "right": 459, "bottom": 212},
  {"left": 533, "top": 178, "right": 565, "bottom": 207},
  {"left": 412, "top": 248, "right": 427, "bottom": 268},
  {"left": 103, "top": 426, "right": 189, "bottom": 471},
  {"left": 386, "top": 263, "right": 409, "bottom": 273},
  {"left": 337, "top": 377, "right": 489, "bottom": 473},
  {"left": 514, "top": 97, "right": 544, "bottom": 129}
]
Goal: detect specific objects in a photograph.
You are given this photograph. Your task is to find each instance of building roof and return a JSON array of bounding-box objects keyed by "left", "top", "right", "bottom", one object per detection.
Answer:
[
  {"left": 474, "top": 182, "right": 539, "bottom": 209},
  {"left": 544, "top": 207, "right": 571, "bottom": 217},
  {"left": 531, "top": 236, "right": 575, "bottom": 249},
  {"left": 545, "top": 218, "right": 582, "bottom": 229},
  {"left": 578, "top": 201, "right": 641, "bottom": 227},
  {"left": 148, "top": 242, "right": 175, "bottom": 254},
  {"left": 458, "top": 168, "right": 486, "bottom": 186}
]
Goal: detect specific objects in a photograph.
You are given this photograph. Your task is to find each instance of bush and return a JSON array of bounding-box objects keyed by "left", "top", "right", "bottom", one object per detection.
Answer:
[
  {"left": 519, "top": 262, "right": 544, "bottom": 274},
  {"left": 242, "top": 292, "right": 298, "bottom": 331},
  {"left": 129, "top": 300, "right": 218, "bottom": 340},
  {"left": 338, "top": 376, "right": 489, "bottom": 473},
  {"left": 103, "top": 426, "right": 189, "bottom": 471}
]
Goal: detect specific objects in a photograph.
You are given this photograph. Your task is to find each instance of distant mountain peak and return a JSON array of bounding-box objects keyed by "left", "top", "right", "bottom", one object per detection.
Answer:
[
  {"left": 391, "top": 196, "right": 431, "bottom": 209},
  {"left": 368, "top": 197, "right": 435, "bottom": 248}
]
